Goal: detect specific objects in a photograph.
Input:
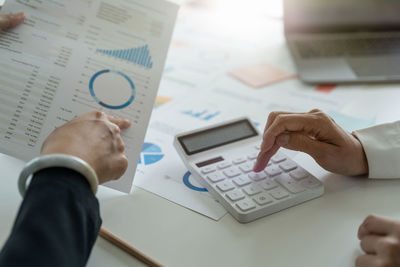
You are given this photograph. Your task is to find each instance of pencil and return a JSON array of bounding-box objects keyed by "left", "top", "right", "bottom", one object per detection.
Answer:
[{"left": 99, "top": 227, "right": 164, "bottom": 267}]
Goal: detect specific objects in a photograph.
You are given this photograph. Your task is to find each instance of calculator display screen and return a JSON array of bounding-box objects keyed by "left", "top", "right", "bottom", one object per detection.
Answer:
[{"left": 178, "top": 119, "right": 258, "bottom": 155}]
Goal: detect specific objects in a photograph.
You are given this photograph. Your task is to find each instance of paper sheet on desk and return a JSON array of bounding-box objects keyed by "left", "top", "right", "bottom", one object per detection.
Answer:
[{"left": 0, "top": 0, "right": 178, "bottom": 193}]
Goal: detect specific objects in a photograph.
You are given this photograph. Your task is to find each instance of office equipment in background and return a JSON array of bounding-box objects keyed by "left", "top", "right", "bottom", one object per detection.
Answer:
[
  {"left": 174, "top": 118, "right": 324, "bottom": 223},
  {"left": 229, "top": 63, "right": 295, "bottom": 88},
  {"left": 284, "top": 0, "right": 400, "bottom": 83}
]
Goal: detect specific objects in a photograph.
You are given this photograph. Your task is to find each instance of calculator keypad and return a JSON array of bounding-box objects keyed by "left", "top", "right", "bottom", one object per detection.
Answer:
[{"left": 197, "top": 150, "right": 323, "bottom": 222}]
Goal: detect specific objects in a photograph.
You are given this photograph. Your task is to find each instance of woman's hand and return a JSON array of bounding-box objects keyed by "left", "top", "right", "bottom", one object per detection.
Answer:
[
  {"left": 254, "top": 109, "right": 368, "bottom": 176},
  {"left": 357, "top": 215, "right": 400, "bottom": 267},
  {"left": 41, "top": 111, "right": 131, "bottom": 184},
  {"left": 0, "top": 12, "right": 25, "bottom": 30}
]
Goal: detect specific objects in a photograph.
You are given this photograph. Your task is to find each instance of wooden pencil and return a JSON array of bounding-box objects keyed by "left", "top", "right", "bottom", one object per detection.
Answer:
[{"left": 99, "top": 227, "right": 164, "bottom": 267}]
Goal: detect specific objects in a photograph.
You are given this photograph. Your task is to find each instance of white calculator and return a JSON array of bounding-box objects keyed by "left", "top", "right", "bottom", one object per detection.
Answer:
[{"left": 174, "top": 118, "right": 324, "bottom": 223}]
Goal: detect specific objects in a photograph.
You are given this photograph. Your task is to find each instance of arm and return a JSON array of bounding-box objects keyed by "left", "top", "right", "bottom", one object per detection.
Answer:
[
  {"left": 353, "top": 121, "right": 400, "bottom": 178},
  {"left": 255, "top": 109, "right": 400, "bottom": 267},
  {"left": 0, "top": 168, "right": 101, "bottom": 267},
  {"left": 0, "top": 111, "right": 131, "bottom": 267}
]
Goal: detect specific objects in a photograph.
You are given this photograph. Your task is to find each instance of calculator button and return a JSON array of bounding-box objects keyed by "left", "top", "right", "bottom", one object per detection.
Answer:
[
  {"left": 248, "top": 171, "right": 267, "bottom": 181},
  {"left": 269, "top": 187, "right": 290, "bottom": 200},
  {"left": 276, "top": 174, "right": 305, "bottom": 194},
  {"left": 232, "top": 176, "right": 252, "bottom": 187},
  {"left": 216, "top": 180, "right": 235, "bottom": 192},
  {"left": 207, "top": 173, "right": 225, "bottom": 183},
  {"left": 201, "top": 166, "right": 216, "bottom": 174},
  {"left": 242, "top": 184, "right": 262, "bottom": 196},
  {"left": 289, "top": 168, "right": 309, "bottom": 180},
  {"left": 239, "top": 162, "right": 253, "bottom": 173},
  {"left": 279, "top": 161, "right": 298, "bottom": 172},
  {"left": 260, "top": 179, "right": 279, "bottom": 190},
  {"left": 265, "top": 166, "right": 282, "bottom": 177},
  {"left": 217, "top": 161, "right": 232, "bottom": 170},
  {"left": 236, "top": 199, "right": 256, "bottom": 212},
  {"left": 226, "top": 190, "right": 245, "bottom": 202},
  {"left": 223, "top": 167, "right": 241, "bottom": 178},
  {"left": 300, "top": 177, "right": 321, "bottom": 189},
  {"left": 247, "top": 152, "right": 259, "bottom": 160},
  {"left": 271, "top": 153, "right": 286, "bottom": 163},
  {"left": 233, "top": 157, "right": 247, "bottom": 165},
  {"left": 253, "top": 193, "right": 274, "bottom": 206}
]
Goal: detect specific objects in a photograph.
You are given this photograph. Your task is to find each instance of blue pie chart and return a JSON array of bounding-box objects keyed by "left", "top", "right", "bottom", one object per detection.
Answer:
[
  {"left": 139, "top": 143, "right": 164, "bottom": 165},
  {"left": 183, "top": 171, "right": 208, "bottom": 192}
]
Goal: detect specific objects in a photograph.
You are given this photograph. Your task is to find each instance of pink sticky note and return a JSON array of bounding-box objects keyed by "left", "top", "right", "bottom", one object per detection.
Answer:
[{"left": 230, "top": 63, "right": 296, "bottom": 88}]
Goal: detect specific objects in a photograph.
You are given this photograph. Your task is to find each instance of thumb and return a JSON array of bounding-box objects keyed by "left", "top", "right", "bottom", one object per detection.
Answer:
[
  {"left": 0, "top": 13, "right": 25, "bottom": 30},
  {"left": 276, "top": 133, "right": 330, "bottom": 160}
]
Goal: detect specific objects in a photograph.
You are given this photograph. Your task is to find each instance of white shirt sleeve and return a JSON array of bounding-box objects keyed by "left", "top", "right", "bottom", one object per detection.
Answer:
[{"left": 353, "top": 121, "right": 400, "bottom": 179}]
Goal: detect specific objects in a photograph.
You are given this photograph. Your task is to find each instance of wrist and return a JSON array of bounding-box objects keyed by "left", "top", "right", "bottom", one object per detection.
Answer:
[
  {"left": 18, "top": 154, "right": 99, "bottom": 196},
  {"left": 351, "top": 133, "right": 369, "bottom": 176}
]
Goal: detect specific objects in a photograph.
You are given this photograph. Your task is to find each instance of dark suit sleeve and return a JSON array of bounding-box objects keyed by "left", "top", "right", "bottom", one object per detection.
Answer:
[{"left": 0, "top": 167, "right": 102, "bottom": 267}]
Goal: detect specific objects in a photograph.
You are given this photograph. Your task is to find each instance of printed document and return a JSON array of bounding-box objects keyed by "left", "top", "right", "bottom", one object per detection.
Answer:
[{"left": 0, "top": 0, "right": 178, "bottom": 192}]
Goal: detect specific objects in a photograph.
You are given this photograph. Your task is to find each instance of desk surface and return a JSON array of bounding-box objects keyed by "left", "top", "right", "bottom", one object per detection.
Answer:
[
  {"left": 1, "top": 153, "right": 400, "bottom": 267},
  {"left": 1, "top": 1, "right": 400, "bottom": 267}
]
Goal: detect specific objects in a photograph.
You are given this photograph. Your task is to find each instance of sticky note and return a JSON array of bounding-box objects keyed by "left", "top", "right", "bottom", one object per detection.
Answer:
[{"left": 229, "top": 63, "right": 296, "bottom": 88}]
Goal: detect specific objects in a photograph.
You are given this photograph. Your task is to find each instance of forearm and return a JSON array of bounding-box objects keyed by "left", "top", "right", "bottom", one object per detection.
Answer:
[{"left": 0, "top": 167, "right": 102, "bottom": 267}]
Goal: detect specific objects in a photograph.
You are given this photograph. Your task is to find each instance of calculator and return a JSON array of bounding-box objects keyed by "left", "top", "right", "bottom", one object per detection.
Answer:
[{"left": 174, "top": 118, "right": 324, "bottom": 223}]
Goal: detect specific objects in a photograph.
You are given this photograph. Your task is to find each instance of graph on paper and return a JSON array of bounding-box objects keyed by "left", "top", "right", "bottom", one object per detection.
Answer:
[
  {"left": 139, "top": 143, "right": 164, "bottom": 165},
  {"left": 96, "top": 45, "right": 154, "bottom": 68}
]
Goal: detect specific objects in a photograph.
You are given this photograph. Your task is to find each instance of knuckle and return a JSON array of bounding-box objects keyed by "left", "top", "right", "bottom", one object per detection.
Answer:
[
  {"left": 309, "top": 108, "right": 322, "bottom": 113},
  {"left": 94, "top": 110, "right": 104, "bottom": 119}
]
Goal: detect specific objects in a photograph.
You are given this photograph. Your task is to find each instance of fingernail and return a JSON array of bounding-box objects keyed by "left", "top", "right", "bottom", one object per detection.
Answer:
[{"left": 277, "top": 134, "right": 289, "bottom": 146}]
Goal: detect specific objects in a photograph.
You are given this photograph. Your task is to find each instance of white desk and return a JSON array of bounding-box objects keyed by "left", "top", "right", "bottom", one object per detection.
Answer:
[
  {"left": 1, "top": 2, "right": 400, "bottom": 267},
  {"left": 1, "top": 153, "right": 400, "bottom": 267}
]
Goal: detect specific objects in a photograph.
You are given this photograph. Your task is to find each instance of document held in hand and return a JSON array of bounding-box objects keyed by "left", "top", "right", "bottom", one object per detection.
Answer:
[{"left": 0, "top": 0, "right": 178, "bottom": 192}]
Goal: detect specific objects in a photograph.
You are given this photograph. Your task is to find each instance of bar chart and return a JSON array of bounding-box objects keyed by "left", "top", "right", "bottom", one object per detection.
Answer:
[{"left": 96, "top": 45, "right": 154, "bottom": 69}]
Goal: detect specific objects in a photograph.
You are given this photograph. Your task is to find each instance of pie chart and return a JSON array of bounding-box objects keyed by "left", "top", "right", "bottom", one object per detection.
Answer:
[{"left": 138, "top": 143, "right": 164, "bottom": 165}]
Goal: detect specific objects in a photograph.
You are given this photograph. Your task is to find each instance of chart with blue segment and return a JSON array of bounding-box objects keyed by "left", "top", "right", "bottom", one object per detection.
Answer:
[
  {"left": 97, "top": 45, "right": 153, "bottom": 69},
  {"left": 139, "top": 143, "right": 164, "bottom": 165},
  {"left": 89, "top": 69, "right": 135, "bottom": 110}
]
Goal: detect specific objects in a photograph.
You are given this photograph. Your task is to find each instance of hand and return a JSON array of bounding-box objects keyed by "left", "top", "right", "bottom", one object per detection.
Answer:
[
  {"left": 0, "top": 12, "right": 25, "bottom": 30},
  {"left": 357, "top": 215, "right": 400, "bottom": 267},
  {"left": 253, "top": 109, "right": 368, "bottom": 176},
  {"left": 41, "top": 111, "right": 132, "bottom": 184}
]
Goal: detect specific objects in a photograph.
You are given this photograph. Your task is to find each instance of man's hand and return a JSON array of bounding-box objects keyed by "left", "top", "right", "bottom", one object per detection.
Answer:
[
  {"left": 0, "top": 12, "right": 25, "bottom": 30},
  {"left": 41, "top": 111, "right": 132, "bottom": 184},
  {"left": 357, "top": 215, "right": 400, "bottom": 267},
  {"left": 253, "top": 109, "right": 368, "bottom": 176}
]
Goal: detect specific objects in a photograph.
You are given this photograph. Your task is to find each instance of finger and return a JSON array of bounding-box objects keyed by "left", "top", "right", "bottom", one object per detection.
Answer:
[
  {"left": 106, "top": 114, "right": 131, "bottom": 130},
  {"left": 358, "top": 215, "right": 396, "bottom": 239},
  {"left": 253, "top": 143, "right": 279, "bottom": 172},
  {"left": 261, "top": 113, "right": 322, "bottom": 153},
  {"left": 355, "top": 254, "right": 383, "bottom": 267},
  {"left": 275, "top": 132, "right": 333, "bottom": 161},
  {"left": 112, "top": 155, "right": 129, "bottom": 180},
  {"left": 360, "top": 235, "right": 381, "bottom": 254},
  {"left": 0, "top": 13, "right": 25, "bottom": 30},
  {"left": 115, "top": 135, "right": 125, "bottom": 153},
  {"left": 264, "top": 111, "right": 293, "bottom": 132}
]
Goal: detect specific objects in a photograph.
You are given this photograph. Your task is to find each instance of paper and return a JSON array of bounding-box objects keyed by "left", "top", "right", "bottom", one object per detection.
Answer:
[
  {"left": 0, "top": 0, "right": 178, "bottom": 192},
  {"left": 134, "top": 99, "right": 231, "bottom": 220},
  {"left": 229, "top": 63, "right": 295, "bottom": 88}
]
